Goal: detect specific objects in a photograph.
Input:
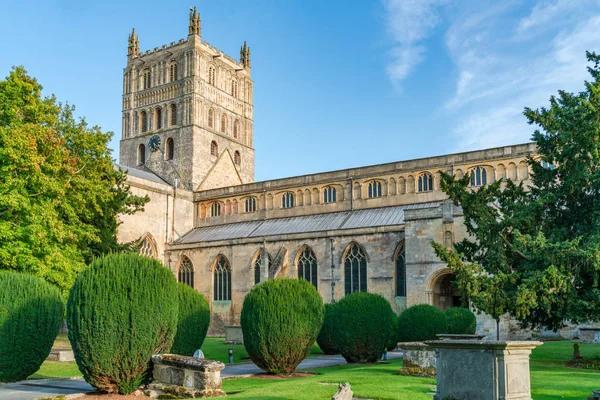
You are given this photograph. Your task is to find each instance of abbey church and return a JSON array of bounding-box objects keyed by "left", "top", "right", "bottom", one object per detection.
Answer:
[{"left": 117, "top": 8, "right": 538, "bottom": 338}]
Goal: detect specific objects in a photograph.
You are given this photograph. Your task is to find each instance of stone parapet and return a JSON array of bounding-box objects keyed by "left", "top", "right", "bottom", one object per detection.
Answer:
[
  {"left": 425, "top": 340, "right": 542, "bottom": 400},
  {"left": 150, "top": 354, "right": 225, "bottom": 398}
]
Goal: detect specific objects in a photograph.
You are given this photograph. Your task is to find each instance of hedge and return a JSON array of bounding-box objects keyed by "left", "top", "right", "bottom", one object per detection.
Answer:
[
  {"left": 397, "top": 304, "right": 447, "bottom": 342},
  {"left": 170, "top": 282, "right": 211, "bottom": 356},
  {"left": 445, "top": 307, "right": 477, "bottom": 334}
]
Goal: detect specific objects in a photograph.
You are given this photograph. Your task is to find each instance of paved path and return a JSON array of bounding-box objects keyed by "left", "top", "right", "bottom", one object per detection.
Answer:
[{"left": 0, "top": 352, "right": 402, "bottom": 399}]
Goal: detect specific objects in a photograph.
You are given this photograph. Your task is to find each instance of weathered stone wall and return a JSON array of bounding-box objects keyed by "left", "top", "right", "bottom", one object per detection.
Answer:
[
  {"left": 168, "top": 229, "right": 404, "bottom": 335},
  {"left": 117, "top": 174, "right": 194, "bottom": 263}
]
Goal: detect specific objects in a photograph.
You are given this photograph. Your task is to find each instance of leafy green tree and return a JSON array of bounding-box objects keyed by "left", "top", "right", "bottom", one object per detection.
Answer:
[
  {"left": 433, "top": 51, "right": 600, "bottom": 332},
  {"left": 0, "top": 67, "right": 147, "bottom": 295}
]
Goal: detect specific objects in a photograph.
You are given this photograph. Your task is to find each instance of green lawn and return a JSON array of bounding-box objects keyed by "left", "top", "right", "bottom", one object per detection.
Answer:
[
  {"left": 530, "top": 340, "right": 600, "bottom": 400},
  {"left": 222, "top": 359, "right": 434, "bottom": 400},
  {"left": 27, "top": 339, "right": 600, "bottom": 399}
]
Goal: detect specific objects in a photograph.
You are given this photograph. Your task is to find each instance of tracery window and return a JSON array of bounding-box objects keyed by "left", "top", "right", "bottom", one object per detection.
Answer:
[
  {"left": 234, "top": 151, "right": 241, "bottom": 165},
  {"left": 208, "top": 66, "right": 216, "bottom": 85},
  {"left": 394, "top": 241, "right": 406, "bottom": 297},
  {"left": 344, "top": 242, "right": 367, "bottom": 295},
  {"left": 213, "top": 255, "right": 231, "bottom": 301},
  {"left": 210, "top": 202, "right": 221, "bottom": 217},
  {"left": 140, "top": 111, "right": 148, "bottom": 133},
  {"left": 245, "top": 197, "right": 257, "bottom": 213},
  {"left": 139, "top": 234, "right": 157, "bottom": 259},
  {"left": 253, "top": 249, "right": 273, "bottom": 285},
  {"left": 297, "top": 246, "right": 318, "bottom": 288},
  {"left": 323, "top": 186, "right": 337, "bottom": 203},
  {"left": 170, "top": 104, "right": 177, "bottom": 126},
  {"left": 231, "top": 80, "right": 238, "bottom": 97},
  {"left": 178, "top": 256, "right": 194, "bottom": 288},
  {"left": 169, "top": 62, "right": 178, "bottom": 82},
  {"left": 368, "top": 181, "right": 382, "bottom": 198},
  {"left": 281, "top": 192, "right": 295, "bottom": 209},
  {"left": 470, "top": 166, "right": 487, "bottom": 187},
  {"left": 138, "top": 144, "right": 146, "bottom": 165},
  {"left": 221, "top": 114, "right": 227, "bottom": 133},
  {"left": 208, "top": 108, "right": 214, "bottom": 128},
  {"left": 165, "top": 138, "right": 174, "bottom": 161},
  {"left": 418, "top": 173, "right": 433, "bottom": 192},
  {"left": 210, "top": 141, "right": 218, "bottom": 156},
  {"left": 143, "top": 69, "right": 151, "bottom": 89}
]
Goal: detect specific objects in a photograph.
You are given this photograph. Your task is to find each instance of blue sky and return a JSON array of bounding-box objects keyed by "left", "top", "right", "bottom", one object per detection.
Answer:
[{"left": 2, "top": 0, "right": 600, "bottom": 181}]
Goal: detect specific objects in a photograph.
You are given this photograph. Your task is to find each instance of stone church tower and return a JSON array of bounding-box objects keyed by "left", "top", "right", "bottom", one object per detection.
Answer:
[{"left": 119, "top": 7, "right": 255, "bottom": 191}]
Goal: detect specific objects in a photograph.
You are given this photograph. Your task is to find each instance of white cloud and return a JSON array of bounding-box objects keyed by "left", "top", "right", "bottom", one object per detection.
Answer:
[
  {"left": 383, "top": 0, "right": 448, "bottom": 85},
  {"left": 442, "top": 1, "right": 600, "bottom": 151}
]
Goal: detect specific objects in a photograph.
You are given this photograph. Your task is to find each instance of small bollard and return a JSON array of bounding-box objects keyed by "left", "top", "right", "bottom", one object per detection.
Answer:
[
  {"left": 382, "top": 350, "right": 388, "bottom": 361},
  {"left": 228, "top": 348, "right": 233, "bottom": 364}
]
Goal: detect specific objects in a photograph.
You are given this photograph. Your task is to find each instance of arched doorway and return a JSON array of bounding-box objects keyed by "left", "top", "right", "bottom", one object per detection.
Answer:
[{"left": 427, "top": 268, "right": 462, "bottom": 311}]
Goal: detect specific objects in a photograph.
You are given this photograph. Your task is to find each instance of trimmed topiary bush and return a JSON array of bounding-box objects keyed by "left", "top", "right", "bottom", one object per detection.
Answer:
[
  {"left": 241, "top": 278, "right": 324, "bottom": 375},
  {"left": 0, "top": 271, "right": 64, "bottom": 382},
  {"left": 170, "top": 282, "right": 210, "bottom": 356},
  {"left": 445, "top": 307, "right": 477, "bottom": 334},
  {"left": 387, "top": 315, "right": 400, "bottom": 351},
  {"left": 397, "top": 304, "right": 447, "bottom": 343},
  {"left": 67, "top": 253, "right": 178, "bottom": 394},
  {"left": 333, "top": 292, "right": 396, "bottom": 363},
  {"left": 317, "top": 303, "right": 339, "bottom": 355}
]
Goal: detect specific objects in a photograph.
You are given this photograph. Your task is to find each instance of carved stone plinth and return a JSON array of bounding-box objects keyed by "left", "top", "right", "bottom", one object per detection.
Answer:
[
  {"left": 425, "top": 340, "right": 542, "bottom": 400},
  {"left": 149, "top": 354, "right": 226, "bottom": 398}
]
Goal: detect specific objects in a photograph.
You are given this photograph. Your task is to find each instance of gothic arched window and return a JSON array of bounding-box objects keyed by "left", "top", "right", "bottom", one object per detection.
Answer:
[
  {"left": 234, "top": 151, "right": 241, "bottom": 165},
  {"left": 178, "top": 256, "right": 194, "bottom": 288},
  {"left": 165, "top": 137, "right": 174, "bottom": 161},
  {"left": 208, "top": 66, "right": 216, "bottom": 85},
  {"left": 297, "top": 246, "right": 318, "bottom": 288},
  {"left": 470, "top": 166, "right": 487, "bottom": 187},
  {"left": 210, "top": 202, "right": 221, "bottom": 217},
  {"left": 344, "top": 242, "right": 367, "bottom": 295},
  {"left": 233, "top": 120, "right": 239, "bottom": 139},
  {"left": 208, "top": 108, "right": 214, "bottom": 128},
  {"left": 139, "top": 234, "right": 157, "bottom": 259},
  {"left": 282, "top": 192, "right": 295, "bottom": 209},
  {"left": 368, "top": 181, "right": 382, "bottom": 198},
  {"left": 143, "top": 69, "right": 151, "bottom": 89},
  {"left": 418, "top": 173, "right": 433, "bottom": 192},
  {"left": 213, "top": 255, "right": 231, "bottom": 301},
  {"left": 169, "top": 62, "right": 178, "bottom": 82},
  {"left": 138, "top": 144, "right": 146, "bottom": 165},
  {"left": 231, "top": 80, "right": 238, "bottom": 97},
  {"left": 245, "top": 197, "right": 257, "bottom": 213},
  {"left": 170, "top": 104, "right": 177, "bottom": 126},
  {"left": 221, "top": 114, "right": 227, "bottom": 133},
  {"left": 140, "top": 111, "right": 148, "bottom": 133},
  {"left": 394, "top": 241, "right": 406, "bottom": 297},
  {"left": 155, "top": 107, "right": 162, "bottom": 130},
  {"left": 210, "top": 141, "right": 218, "bottom": 156},
  {"left": 323, "top": 186, "right": 337, "bottom": 203},
  {"left": 253, "top": 249, "right": 272, "bottom": 285}
]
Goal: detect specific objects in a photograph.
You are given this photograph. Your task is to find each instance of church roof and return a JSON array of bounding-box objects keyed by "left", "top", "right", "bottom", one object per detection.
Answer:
[
  {"left": 114, "top": 163, "right": 171, "bottom": 185},
  {"left": 174, "top": 202, "right": 442, "bottom": 244}
]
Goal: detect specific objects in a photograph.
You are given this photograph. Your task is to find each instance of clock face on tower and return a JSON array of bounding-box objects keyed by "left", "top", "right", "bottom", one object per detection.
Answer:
[{"left": 149, "top": 135, "right": 161, "bottom": 152}]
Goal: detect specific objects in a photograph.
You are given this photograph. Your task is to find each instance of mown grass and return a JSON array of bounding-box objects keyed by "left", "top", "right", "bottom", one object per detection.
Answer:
[{"left": 28, "top": 339, "right": 600, "bottom": 399}]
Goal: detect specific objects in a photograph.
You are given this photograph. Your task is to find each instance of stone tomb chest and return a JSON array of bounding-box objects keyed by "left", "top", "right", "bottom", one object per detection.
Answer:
[
  {"left": 425, "top": 340, "right": 542, "bottom": 400},
  {"left": 150, "top": 354, "right": 226, "bottom": 398}
]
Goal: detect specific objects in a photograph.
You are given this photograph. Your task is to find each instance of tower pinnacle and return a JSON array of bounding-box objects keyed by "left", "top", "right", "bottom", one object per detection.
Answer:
[
  {"left": 189, "top": 6, "right": 201, "bottom": 36},
  {"left": 240, "top": 41, "right": 251, "bottom": 69},
  {"left": 127, "top": 28, "right": 139, "bottom": 56}
]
